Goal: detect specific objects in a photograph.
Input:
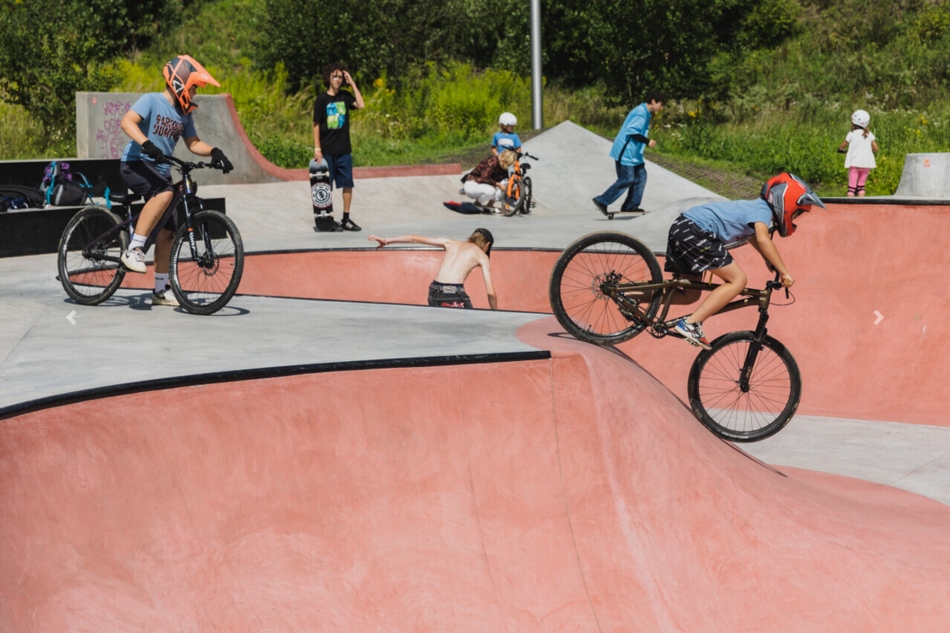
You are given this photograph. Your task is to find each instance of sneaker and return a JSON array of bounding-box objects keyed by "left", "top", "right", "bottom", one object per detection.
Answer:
[
  {"left": 593, "top": 197, "right": 608, "bottom": 216},
  {"left": 121, "top": 247, "right": 147, "bottom": 274},
  {"left": 622, "top": 207, "right": 647, "bottom": 215},
  {"left": 671, "top": 318, "right": 712, "bottom": 350},
  {"left": 314, "top": 222, "right": 344, "bottom": 233},
  {"left": 341, "top": 218, "right": 362, "bottom": 231},
  {"left": 152, "top": 286, "right": 179, "bottom": 307}
]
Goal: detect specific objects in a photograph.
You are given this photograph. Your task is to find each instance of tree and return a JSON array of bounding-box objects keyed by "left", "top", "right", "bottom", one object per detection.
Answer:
[{"left": 0, "top": 0, "right": 186, "bottom": 133}]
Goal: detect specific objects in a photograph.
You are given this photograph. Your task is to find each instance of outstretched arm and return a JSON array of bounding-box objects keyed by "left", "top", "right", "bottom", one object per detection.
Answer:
[{"left": 367, "top": 234, "right": 451, "bottom": 249}]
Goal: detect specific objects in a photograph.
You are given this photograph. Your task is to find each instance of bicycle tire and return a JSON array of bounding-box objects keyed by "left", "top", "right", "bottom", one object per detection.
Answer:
[
  {"left": 549, "top": 231, "right": 663, "bottom": 345},
  {"left": 57, "top": 205, "right": 129, "bottom": 305},
  {"left": 688, "top": 331, "right": 802, "bottom": 442},
  {"left": 520, "top": 176, "right": 532, "bottom": 214},
  {"left": 170, "top": 210, "right": 244, "bottom": 315},
  {"left": 502, "top": 178, "right": 524, "bottom": 216}
]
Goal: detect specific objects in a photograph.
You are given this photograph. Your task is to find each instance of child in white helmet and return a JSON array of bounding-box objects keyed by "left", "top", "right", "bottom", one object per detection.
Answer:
[
  {"left": 492, "top": 112, "right": 522, "bottom": 156},
  {"left": 837, "top": 109, "right": 879, "bottom": 197}
]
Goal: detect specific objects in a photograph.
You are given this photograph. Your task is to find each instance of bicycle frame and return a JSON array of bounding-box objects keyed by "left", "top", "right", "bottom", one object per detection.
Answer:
[
  {"left": 605, "top": 273, "right": 786, "bottom": 390},
  {"left": 80, "top": 158, "right": 208, "bottom": 266},
  {"left": 505, "top": 152, "right": 536, "bottom": 199}
]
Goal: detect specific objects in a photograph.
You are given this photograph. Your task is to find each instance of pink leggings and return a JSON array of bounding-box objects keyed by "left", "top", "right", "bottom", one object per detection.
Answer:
[{"left": 848, "top": 167, "right": 871, "bottom": 196}]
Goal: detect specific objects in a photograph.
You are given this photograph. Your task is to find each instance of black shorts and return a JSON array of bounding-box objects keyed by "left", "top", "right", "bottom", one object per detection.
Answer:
[
  {"left": 120, "top": 160, "right": 178, "bottom": 233},
  {"left": 427, "top": 281, "right": 473, "bottom": 309},
  {"left": 664, "top": 215, "right": 733, "bottom": 275}
]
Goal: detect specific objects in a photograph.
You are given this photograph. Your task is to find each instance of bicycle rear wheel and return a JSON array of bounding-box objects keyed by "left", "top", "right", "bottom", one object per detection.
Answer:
[
  {"left": 688, "top": 331, "right": 802, "bottom": 442},
  {"left": 57, "top": 205, "right": 128, "bottom": 305},
  {"left": 170, "top": 210, "right": 244, "bottom": 315},
  {"left": 549, "top": 231, "right": 663, "bottom": 345},
  {"left": 502, "top": 178, "right": 524, "bottom": 216}
]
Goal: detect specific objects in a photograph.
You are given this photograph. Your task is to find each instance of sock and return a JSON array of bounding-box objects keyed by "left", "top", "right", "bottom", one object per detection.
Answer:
[
  {"left": 130, "top": 234, "right": 146, "bottom": 251},
  {"left": 342, "top": 212, "right": 350, "bottom": 223},
  {"left": 154, "top": 273, "right": 169, "bottom": 293}
]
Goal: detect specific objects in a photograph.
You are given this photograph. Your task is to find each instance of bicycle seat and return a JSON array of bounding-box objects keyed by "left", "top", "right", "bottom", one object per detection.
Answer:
[{"left": 108, "top": 192, "right": 141, "bottom": 205}]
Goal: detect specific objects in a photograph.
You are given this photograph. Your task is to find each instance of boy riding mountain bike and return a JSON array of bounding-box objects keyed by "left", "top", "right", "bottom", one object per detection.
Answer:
[
  {"left": 666, "top": 173, "right": 826, "bottom": 349},
  {"left": 118, "top": 55, "right": 233, "bottom": 306}
]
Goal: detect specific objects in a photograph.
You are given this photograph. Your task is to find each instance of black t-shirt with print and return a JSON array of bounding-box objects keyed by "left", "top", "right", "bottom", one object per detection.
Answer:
[{"left": 313, "top": 90, "right": 357, "bottom": 156}]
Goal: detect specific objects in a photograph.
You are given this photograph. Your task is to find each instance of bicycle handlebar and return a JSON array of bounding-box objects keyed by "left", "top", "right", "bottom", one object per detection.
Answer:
[
  {"left": 520, "top": 152, "right": 539, "bottom": 161},
  {"left": 163, "top": 155, "right": 225, "bottom": 172}
]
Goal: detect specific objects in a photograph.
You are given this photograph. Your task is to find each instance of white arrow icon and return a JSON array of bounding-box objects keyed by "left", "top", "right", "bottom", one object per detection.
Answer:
[
  {"left": 873, "top": 310, "right": 884, "bottom": 325},
  {"left": 66, "top": 310, "right": 77, "bottom": 325}
]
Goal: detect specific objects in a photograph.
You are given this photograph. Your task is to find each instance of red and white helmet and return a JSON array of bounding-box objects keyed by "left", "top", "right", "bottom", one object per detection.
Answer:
[
  {"left": 760, "top": 173, "right": 826, "bottom": 237},
  {"left": 163, "top": 55, "right": 220, "bottom": 115}
]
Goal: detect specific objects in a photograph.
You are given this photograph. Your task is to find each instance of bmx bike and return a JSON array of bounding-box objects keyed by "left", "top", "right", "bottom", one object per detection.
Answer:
[
  {"left": 502, "top": 152, "right": 538, "bottom": 216},
  {"left": 57, "top": 156, "right": 244, "bottom": 315},
  {"left": 548, "top": 231, "right": 801, "bottom": 442}
]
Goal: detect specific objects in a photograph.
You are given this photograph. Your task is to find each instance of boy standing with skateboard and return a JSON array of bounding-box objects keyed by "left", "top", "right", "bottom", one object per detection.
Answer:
[{"left": 313, "top": 62, "right": 365, "bottom": 231}]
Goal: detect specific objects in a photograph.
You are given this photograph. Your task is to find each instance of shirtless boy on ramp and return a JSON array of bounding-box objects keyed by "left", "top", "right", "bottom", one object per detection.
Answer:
[{"left": 367, "top": 229, "right": 498, "bottom": 310}]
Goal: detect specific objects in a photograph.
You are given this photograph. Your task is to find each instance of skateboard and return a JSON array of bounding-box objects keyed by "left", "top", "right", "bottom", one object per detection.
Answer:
[
  {"left": 309, "top": 159, "right": 339, "bottom": 232},
  {"left": 606, "top": 208, "right": 646, "bottom": 220}
]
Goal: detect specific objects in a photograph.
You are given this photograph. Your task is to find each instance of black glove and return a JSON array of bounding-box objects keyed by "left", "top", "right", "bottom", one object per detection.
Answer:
[
  {"left": 141, "top": 140, "right": 165, "bottom": 163},
  {"left": 837, "top": 148, "right": 847, "bottom": 154},
  {"left": 210, "top": 147, "right": 233, "bottom": 174}
]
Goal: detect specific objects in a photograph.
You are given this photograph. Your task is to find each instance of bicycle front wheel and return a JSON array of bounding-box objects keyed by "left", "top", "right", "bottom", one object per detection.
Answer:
[
  {"left": 170, "top": 210, "right": 244, "bottom": 315},
  {"left": 688, "top": 331, "right": 802, "bottom": 442},
  {"left": 520, "top": 176, "right": 532, "bottom": 214},
  {"left": 502, "top": 178, "right": 524, "bottom": 216},
  {"left": 549, "top": 231, "right": 663, "bottom": 345},
  {"left": 57, "top": 205, "right": 128, "bottom": 305}
]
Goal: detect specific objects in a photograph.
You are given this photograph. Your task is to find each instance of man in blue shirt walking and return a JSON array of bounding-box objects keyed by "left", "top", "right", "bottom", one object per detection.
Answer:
[{"left": 593, "top": 90, "right": 665, "bottom": 216}]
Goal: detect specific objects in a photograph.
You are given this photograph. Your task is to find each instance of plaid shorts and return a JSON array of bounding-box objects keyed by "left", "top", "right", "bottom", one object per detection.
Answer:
[{"left": 664, "top": 215, "right": 733, "bottom": 275}]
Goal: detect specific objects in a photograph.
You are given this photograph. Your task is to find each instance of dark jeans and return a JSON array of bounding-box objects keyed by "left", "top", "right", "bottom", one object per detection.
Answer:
[{"left": 595, "top": 162, "right": 647, "bottom": 211}]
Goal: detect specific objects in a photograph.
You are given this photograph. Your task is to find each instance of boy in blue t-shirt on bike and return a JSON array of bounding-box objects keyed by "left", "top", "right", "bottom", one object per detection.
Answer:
[
  {"left": 118, "top": 55, "right": 233, "bottom": 306},
  {"left": 665, "top": 173, "right": 825, "bottom": 349},
  {"left": 492, "top": 112, "right": 522, "bottom": 156}
]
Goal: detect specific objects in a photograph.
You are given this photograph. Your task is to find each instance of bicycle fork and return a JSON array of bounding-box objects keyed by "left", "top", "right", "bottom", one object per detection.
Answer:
[{"left": 739, "top": 309, "right": 770, "bottom": 392}]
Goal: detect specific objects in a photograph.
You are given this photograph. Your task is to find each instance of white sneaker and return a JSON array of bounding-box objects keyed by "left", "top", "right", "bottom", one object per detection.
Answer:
[
  {"left": 121, "top": 247, "right": 147, "bottom": 274},
  {"left": 152, "top": 287, "right": 179, "bottom": 307}
]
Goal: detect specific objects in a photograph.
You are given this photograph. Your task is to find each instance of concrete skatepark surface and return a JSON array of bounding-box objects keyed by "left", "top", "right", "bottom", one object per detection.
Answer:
[{"left": 3, "top": 120, "right": 950, "bottom": 630}]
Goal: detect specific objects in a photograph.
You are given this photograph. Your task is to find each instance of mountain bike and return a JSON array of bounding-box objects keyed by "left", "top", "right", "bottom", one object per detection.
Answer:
[
  {"left": 548, "top": 231, "right": 801, "bottom": 442},
  {"left": 502, "top": 152, "right": 538, "bottom": 216},
  {"left": 57, "top": 156, "right": 244, "bottom": 315}
]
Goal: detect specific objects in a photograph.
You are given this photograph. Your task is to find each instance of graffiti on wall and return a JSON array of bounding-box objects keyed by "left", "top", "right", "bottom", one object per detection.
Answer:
[{"left": 95, "top": 99, "right": 133, "bottom": 158}]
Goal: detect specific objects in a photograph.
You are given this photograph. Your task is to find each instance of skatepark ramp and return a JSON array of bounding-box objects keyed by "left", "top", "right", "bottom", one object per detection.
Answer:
[
  {"left": 76, "top": 92, "right": 460, "bottom": 186},
  {"left": 895, "top": 153, "right": 950, "bottom": 198},
  {"left": 2, "top": 341, "right": 949, "bottom": 631}
]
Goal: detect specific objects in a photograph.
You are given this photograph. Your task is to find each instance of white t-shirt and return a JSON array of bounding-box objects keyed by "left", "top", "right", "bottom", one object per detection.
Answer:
[{"left": 845, "top": 129, "right": 876, "bottom": 169}]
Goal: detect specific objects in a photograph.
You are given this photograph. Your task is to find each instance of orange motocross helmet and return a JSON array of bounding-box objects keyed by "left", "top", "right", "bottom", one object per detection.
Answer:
[
  {"left": 760, "top": 173, "right": 826, "bottom": 237},
  {"left": 163, "top": 55, "right": 220, "bottom": 115}
]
